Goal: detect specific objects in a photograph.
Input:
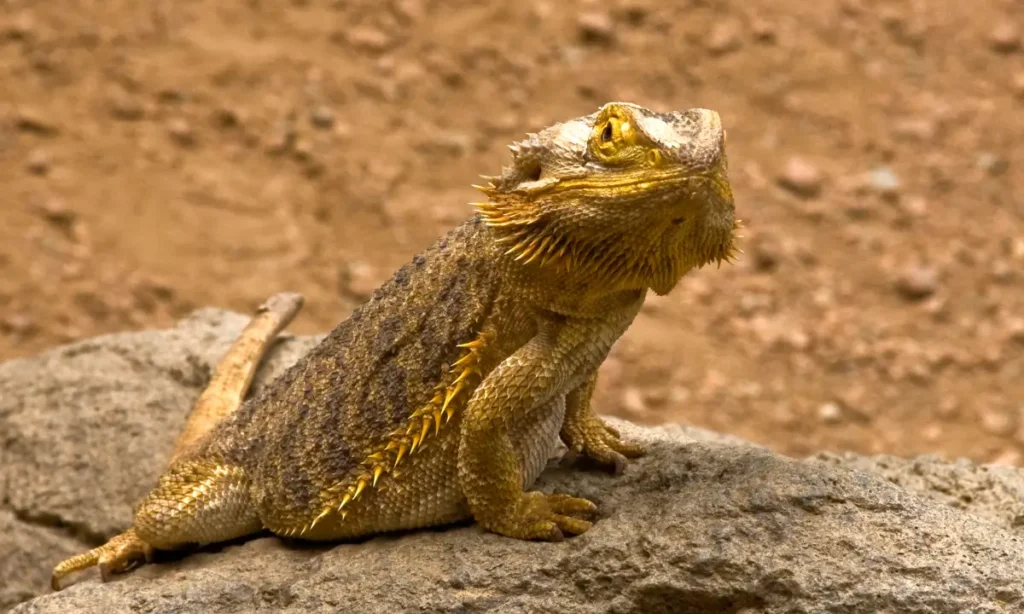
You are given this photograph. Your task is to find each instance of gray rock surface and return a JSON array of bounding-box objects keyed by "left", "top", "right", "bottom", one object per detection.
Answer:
[{"left": 2, "top": 309, "right": 1023, "bottom": 614}]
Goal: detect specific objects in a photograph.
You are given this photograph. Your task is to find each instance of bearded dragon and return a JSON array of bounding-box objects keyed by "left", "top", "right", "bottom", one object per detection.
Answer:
[{"left": 51, "top": 102, "right": 739, "bottom": 589}]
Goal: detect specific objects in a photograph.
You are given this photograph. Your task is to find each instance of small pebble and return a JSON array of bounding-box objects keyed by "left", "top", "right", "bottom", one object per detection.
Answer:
[
  {"left": 310, "top": 106, "right": 335, "bottom": 129},
  {"left": 977, "top": 152, "right": 1008, "bottom": 175},
  {"left": 992, "top": 260, "right": 1015, "bottom": 283},
  {"left": 393, "top": 0, "right": 426, "bottom": 23},
  {"left": 0, "top": 313, "right": 36, "bottom": 335},
  {"left": 346, "top": 26, "right": 393, "bottom": 53},
  {"left": 705, "top": 21, "right": 741, "bottom": 55},
  {"left": 750, "top": 18, "right": 776, "bottom": 43},
  {"left": 577, "top": 11, "right": 615, "bottom": 46},
  {"left": 1002, "top": 318, "right": 1024, "bottom": 343},
  {"left": 990, "top": 22, "right": 1021, "bottom": 53},
  {"left": 26, "top": 149, "right": 50, "bottom": 175},
  {"left": 980, "top": 408, "right": 1017, "bottom": 437},
  {"left": 891, "top": 117, "right": 936, "bottom": 142},
  {"left": 750, "top": 233, "right": 781, "bottom": 272},
  {"left": 1012, "top": 72, "right": 1024, "bottom": 99},
  {"left": 900, "top": 196, "right": 928, "bottom": 217},
  {"left": 15, "top": 108, "right": 58, "bottom": 135},
  {"left": 34, "top": 197, "right": 76, "bottom": 228},
  {"left": 108, "top": 95, "right": 144, "bottom": 121},
  {"left": 5, "top": 11, "right": 35, "bottom": 40},
  {"left": 868, "top": 166, "right": 901, "bottom": 196},
  {"left": 936, "top": 398, "right": 960, "bottom": 419},
  {"left": 168, "top": 118, "right": 195, "bottom": 147},
  {"left": 895, "top": 265, "right": 939, "bottom": 301},
  {"left": 818, "top": 402, "right": 843, "bottom": 424},
  {"left": 213, "top": 107, "right": 243, "bottom": 129},
  {"left": 777, "top": 157, "right": 823, "bottom": 198}
]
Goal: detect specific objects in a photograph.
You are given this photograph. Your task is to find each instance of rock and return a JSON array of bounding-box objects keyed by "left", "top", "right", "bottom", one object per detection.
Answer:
[
  {"left": 0, "top": 313, "right": 36, "bottom": 336},
  {"left": 25, "top": 149, "right": 50, "bottom": 175},
  {"left": 392, "top": 0, "right": 425, "bottom": 24},
  {"left": 576, "top": 11, "right": 615, "bottom": 46},
  {"left": 980, "top": 407, "right": 1017, "bottom": 437},
  {"left": 309, "top": 105, "right": 335, "bottom": 130},
  {"left": 895, "top": 264, "right": 939, "bottom": 301},
  {"left": 867, "top": 166, "right": 901, "bottom": 196},
  {"left": 977, "top": 152, "right": 1009, "bottom": 175},
  {"left": 705, "top": 21, "right": 742, "bottom": 55},
  {"left": 1003, "top": 317, "right": 1024, "bottom": 344},
  {"left": 4, "top": 310, "right": 1024, "bottom": 613},
  {"left": 14, "top": 108, "right": 59, "bottom": 136},
  {"left": 3, "top": 11, "right": 36, "bottom": 40},
  {"left": 749, "top": 232, "right": 781, "bottom": 272},
  {"left": 416, "top": 131, "right": 472, "bottom": 157},
  {"left": 1012, "top": 72, "right": 1024, "bottom": 99},
  {"left": 776, "top": 157, "right": 822, "bottom": 198},
  {"left": 106, "top": 94, "right": 144, "bottom": 121},
  {"left": 212, "top": 107, "right": 243, "bottom": 129},
  {"left": 168, "top": 118, "right": 195, "bottom": 147},
  {"left": 990, "top": 22, "right": 1021, "bottom": 53},
  {"left": 900, "top": 195, "right": 928, "bottom": 217},
  {"left": 817, "top": 402, "right": 843, "bottom": 424},
  {"left": 345, "top": 26, "right": 393, "bottom": 53},
  {"left": 891, "top": 117, "right": 936, "bottom": 142},
  {"left": 750, "top": 18, "right": 776, "bottom": 43}
]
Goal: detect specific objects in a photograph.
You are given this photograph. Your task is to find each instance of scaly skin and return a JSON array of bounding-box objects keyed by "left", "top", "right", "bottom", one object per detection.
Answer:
[{"left": 51, "top": 102, "right": 739, "bottom": 589}]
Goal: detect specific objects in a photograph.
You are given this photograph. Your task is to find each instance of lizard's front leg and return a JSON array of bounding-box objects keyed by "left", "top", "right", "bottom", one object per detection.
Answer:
[
  {"left": 560, "top": 372, "right": 645, "bottom": 474},
  {"left": 457, "top": 305, "right": 640, "bottom": 541}
]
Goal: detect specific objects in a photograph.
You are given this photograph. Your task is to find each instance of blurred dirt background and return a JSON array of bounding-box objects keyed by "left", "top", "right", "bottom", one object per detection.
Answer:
[{"left": 1, "top": 0, "right": 1022, "bottom": 462}]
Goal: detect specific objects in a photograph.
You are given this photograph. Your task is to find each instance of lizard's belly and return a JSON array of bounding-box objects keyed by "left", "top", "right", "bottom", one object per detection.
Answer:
[{"left": 290, "top": 395, "right": 565, "bottom": 541}]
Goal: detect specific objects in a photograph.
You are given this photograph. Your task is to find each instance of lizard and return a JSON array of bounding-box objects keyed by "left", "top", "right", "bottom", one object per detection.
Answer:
[{"left": 51, "top": 101, "right": 740, "bottom": 589}]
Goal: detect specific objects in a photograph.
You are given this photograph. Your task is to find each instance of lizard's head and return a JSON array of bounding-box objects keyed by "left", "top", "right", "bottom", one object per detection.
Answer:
[{"left": 475, "top": 102, "right": 740, "bottom": 295}]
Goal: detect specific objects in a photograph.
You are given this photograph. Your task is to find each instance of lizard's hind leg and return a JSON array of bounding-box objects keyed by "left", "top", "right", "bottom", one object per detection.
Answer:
[{"left": 51, "top": 292, "right": 304, "bottom": 590}]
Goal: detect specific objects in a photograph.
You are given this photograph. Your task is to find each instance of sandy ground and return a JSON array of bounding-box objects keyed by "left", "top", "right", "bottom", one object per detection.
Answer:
[{"left": 1, "top": 0, "right": 1022, "bottom": 462}]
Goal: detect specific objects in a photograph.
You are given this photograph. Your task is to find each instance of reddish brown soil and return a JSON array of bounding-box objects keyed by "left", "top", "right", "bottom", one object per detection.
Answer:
[{"left": 2, "top": 0, "right": 1023, "bottom": 462}]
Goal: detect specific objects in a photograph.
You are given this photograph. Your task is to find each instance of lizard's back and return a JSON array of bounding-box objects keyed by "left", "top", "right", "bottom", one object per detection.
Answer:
[{"left": 203, "top": 217, "right": 504, "bottom": 536}]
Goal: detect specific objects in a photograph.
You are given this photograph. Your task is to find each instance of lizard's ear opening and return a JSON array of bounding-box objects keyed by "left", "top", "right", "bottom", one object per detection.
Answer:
[{"left": 524, "top": 163, "right": 542, "bottom": 181}]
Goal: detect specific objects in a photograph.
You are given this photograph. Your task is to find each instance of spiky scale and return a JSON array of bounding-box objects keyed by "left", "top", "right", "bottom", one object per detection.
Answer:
[
  {"left": 420, "top": 416, "right": 432, "bottom": 444},
  {"left": 394, "top": 443, "right": 408, "bottom": 468},
  {"left": 310, "top": 508, "right": 331, "bottom": 529},
  {"left": 353, "top": 479, "right": 367, "bottom": 501},
  {"left": 372, "top": 465, "right": 384, "bottom": 487},
  {"left": 452, "top": 353, "right": 474, "bottom": 368},
  {"left": 338, "top": 492, "right": 352, "bottom": 511}
]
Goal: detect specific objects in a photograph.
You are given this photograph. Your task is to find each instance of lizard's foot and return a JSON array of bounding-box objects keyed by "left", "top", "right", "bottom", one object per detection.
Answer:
[
  {"left": 487, "top": 491, "right": 598, "bottom": 541},
  {"left": 51, "top": 529, "right": 154, "bottom": 590},
  {"left": 561, "top": 413, "right": 646, "bottom": 475}
]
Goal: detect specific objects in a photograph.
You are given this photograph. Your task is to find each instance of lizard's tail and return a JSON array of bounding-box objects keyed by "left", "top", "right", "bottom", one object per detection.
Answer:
[
  {"left": 51, "top": 293, "right": 304, "bottom": 591},
  {"left": 169, "top": 292, "right": 304, "bottom": 464}
]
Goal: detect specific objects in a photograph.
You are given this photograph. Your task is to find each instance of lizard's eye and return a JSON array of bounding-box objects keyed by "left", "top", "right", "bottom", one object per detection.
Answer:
[{"left": 600, "top": 122, "right": 613, "bottom": 143}]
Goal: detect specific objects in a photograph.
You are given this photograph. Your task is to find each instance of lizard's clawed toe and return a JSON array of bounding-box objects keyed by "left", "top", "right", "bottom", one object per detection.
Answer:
[{"left": 489, "top": 491, "right": 598, "bottom": 541}]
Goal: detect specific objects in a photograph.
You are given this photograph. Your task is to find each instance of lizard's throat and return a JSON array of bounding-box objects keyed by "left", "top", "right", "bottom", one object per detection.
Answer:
[
  {"left": 649, "top": 214, "right": 740, "bottom": 295},
  {"left": 478, "top": 213, "right": 736, "bottom": 296}
]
